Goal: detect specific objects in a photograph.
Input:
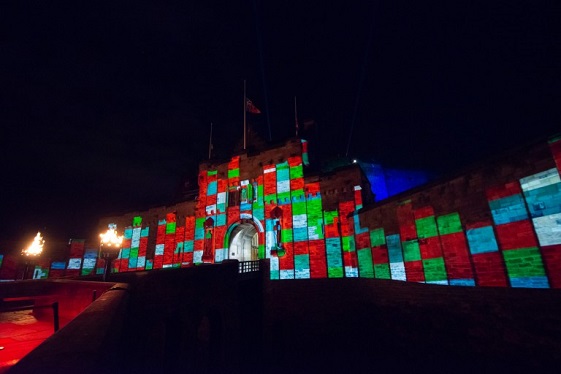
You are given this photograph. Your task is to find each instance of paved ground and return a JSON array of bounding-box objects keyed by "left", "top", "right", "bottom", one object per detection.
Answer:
[{"left": 0, "top": 310, "right": 68, "bottom": 373}]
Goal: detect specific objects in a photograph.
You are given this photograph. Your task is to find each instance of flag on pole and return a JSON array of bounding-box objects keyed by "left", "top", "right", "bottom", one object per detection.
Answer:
[{"left": 246, "top": 99, "right": 261, "bottom": 114}]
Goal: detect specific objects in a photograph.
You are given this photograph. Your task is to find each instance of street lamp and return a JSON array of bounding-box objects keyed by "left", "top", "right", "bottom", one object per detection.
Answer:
[
  {"left": 99, "top": 223, "right": 123, "bottom": 281},
  {"left": 21, "top": 232, "right": 45, "bottom": 280}
]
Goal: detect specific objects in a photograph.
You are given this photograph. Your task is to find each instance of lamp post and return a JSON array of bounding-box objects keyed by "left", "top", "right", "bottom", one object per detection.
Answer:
[
  {"left": 21, "top": 232, "right": 45, "bottom": 280},
  {"left": 99, "top": 224, "right": 123, "bottom": 282}
]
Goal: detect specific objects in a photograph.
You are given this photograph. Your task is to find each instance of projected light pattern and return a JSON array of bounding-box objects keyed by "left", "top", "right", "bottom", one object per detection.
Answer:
[{"left": 18, "top": 136, "right": 561, "bottom": 290}]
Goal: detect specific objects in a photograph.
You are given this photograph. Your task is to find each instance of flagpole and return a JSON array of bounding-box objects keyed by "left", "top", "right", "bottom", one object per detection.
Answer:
[
  {"left": 208, "top": 122, "right": 213, "bottom": 160},
  {"left": 294, "top": 96, "right": 299, "bottom": 137},
  {"left": 243, "top": 80, "right": 247, "bottom": 150}
]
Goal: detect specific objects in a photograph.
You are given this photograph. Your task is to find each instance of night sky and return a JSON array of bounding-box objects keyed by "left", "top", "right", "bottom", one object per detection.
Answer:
[{"left": 2, "top": 1, "right": 560, "bottom": 256}]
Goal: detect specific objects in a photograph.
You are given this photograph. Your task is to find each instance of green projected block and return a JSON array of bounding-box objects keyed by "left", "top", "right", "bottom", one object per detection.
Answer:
[
  {"left": 133, "top": 216, "right": 142, "bottom": 227},
  {"left": 342, "top": 236, "right": 355, "bottom": 252},
  {"left": 195, "top": 217, "right": 205, "bottom": 229},
  {"left": 422, "top": 257, "right": 447, "bottom": 282},
  {"left": 166, "top": 222, "right": 176, "bottom": 234},
  {"left": 228, "top": 168, "right": 240, "bottom": 178},
  {"left": 437, "top": 213, "right": 463, "bottom": 235},
  {"left": 502, "top": 247, "right": 546, "bottom": 278},
  {"left": 374, "top": 264, "right": 391, "bottom": 279},
  {"left": 281, "top": 229, "right": 293, "bottom": 243},
  {"left": 357, "top": 248, "right": 374, "bottom": 278},
  {"left": 290, "top": 165, "right": 303, "bottom": 179},
  {"left": 324, "top": 211, "right": 338, "bottom": 225},
  {"left": 403, "top": 240, "right": 421, "bottom": 262},
  {"left": 370, "top": 228, "right": 385, "bottom": 247},
  {"left": 207, "top": 170, "right": 217, "bottom": 176},
  {"left": 415, "top": 216, "right": 438, "bottom": 238},
  {"left": 292, "top": 201, "right": 306, "bottom": 215}
]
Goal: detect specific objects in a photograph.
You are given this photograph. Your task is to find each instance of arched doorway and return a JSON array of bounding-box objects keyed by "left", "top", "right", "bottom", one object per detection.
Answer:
[{"left": 228, "top": 223, "right": 258, "bottom": 261}]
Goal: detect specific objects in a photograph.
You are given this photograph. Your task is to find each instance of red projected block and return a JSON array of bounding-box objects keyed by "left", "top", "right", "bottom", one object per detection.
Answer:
[
  {"left": 372, "top": 245, "right": 389, "bottom": 264},
  {"left": 486, "top": 182, "right": 522, "bottom": 200},
  {"left": 414, "top": 206, "right": 434, "bottom": 220},
  {"left": 541, "top": 244, "right": 561, "bottom": 288},
  {"left": 355, "top": 232, "right": 370, "bottom": 250},
  {"left": 279, "top": 242, "right": 294, "bottom": 270},
  {"left": 293, "top": 241, "right": 308, "bottom": 256},
  {"left": 549, "top": 138, "right": 561, "bottom": 171},
  {"left": 495, "top": 220, "right": 537, "bottom": 250},
  {"left": 397, "top": 203, "right": 417, "bottom": 240},
  {"left": 419, "top": 236, "right": 443, "bottom": 259},
  {"left": 472, "top": 252, "right": 507, "bottom": 287},
  {"left": 440, "top": 233, "right": 473, "bottom": 280},
  {"left": 404, "top": 260, "right": 425, "bottom": 282},
  {"left": 309, "top": 240, "right": 327, "bottom": 278}
]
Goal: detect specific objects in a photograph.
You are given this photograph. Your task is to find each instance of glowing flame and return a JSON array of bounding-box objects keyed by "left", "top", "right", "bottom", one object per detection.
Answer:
[
  {"left": 100, "top": 223, "right": 123, "bottom": 248},
  {"left": 22, "top": 232, "right": 45, "bottom": 257}
]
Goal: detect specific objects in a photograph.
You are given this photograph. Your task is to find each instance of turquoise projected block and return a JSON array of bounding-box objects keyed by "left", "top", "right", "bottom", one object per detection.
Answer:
[
  {"left": 253, "top": 208, "right": 264, "bottom": 221},
  {"left": 386, "top": 234, "right": 403, "bottom": 263},
  {"left": 207, "top": 180, "right": 217, "bottom": 195},
  {"left": 293, "top": 227, "right": 307, "bottom": 242},
  {"left": 353, "top": 214, "right": 368, "bottom": 234},
  {"left": 194, "top": 228, "right": 205, "bottom": 240},
  {"left": 357, "top": 248, "right": 374, "bottom": 278},
  {"left": 510, "top": 276, "right": 549, "bottom": 288},
  {"left": 121, "top": 248, "right": 130, "bottom": 259},
  {"left": 124, "top": 228, "right": 133, "bottom": 239},
  {"left": 175, "top": 242, "right": 183, "bottom": 253},
  {"left": 523, "top": 183, "right": 561, "bottom": 218},
  {"left": 141, "top": 227, "right": 149, "bottom": 237},
  {"left": 370, "top": 228, "right": 385, "bottom": 247},
  {"left": 466, "top": 226, "right": 498, "bottom": 254},
  {"left": 489, "top": 194, "right": 528, "bottom": 224},
  {"left": 270, "top": 270, "right": 280, "bottom": 280},
  {"left": 184, "top": 240, "right": 194, "bottom": 252},
  {"left": 216, "top": 214, "right": 226, "bottom": 226},
  {"left": 128, "top": 256, "right": 138, "bottom": 268},
  {"left": 295, "top": 254, "right": 310, "bottom": 279},
  {"left": 276, "top": 165, "right": 289, "bottom": 181},
  {"left": 449, "top": 279, "right": 475, "bottom": 286},
  {"left": 326, "top": 237, "right": 343, "bottom": 278}
]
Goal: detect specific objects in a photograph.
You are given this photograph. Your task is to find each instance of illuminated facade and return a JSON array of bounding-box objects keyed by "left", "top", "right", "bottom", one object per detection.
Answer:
[{"left": 2, "top": 135, "right": 561, "bottom": 288}]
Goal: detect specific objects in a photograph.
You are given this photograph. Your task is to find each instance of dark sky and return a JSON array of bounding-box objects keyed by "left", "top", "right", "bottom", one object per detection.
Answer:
[{"left": 1, "top": 0, "right": 560, "bottom": 255}]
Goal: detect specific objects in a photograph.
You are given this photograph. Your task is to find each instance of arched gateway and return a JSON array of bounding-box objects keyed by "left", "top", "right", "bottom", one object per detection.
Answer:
[{"left": 225, "top": 215, "right": 264, "bottom": 261}]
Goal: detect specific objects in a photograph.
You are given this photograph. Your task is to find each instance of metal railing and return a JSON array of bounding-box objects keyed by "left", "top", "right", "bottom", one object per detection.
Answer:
[{"left": 238, "top": 260, "right": 261, "bottom": 274}]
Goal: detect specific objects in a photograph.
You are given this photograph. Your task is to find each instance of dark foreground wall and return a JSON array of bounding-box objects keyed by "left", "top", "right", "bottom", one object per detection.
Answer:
[
  {"left": 10, "top": 262, "right": 561, "bottom": 373},
  {"left": 263, "top": 276, "right": 561, "bottom": 373}
]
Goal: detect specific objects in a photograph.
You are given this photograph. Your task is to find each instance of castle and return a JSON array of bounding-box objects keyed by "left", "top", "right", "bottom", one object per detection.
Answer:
[{"left": 2, "top": 134, "right": 561, "bottom": 289}]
